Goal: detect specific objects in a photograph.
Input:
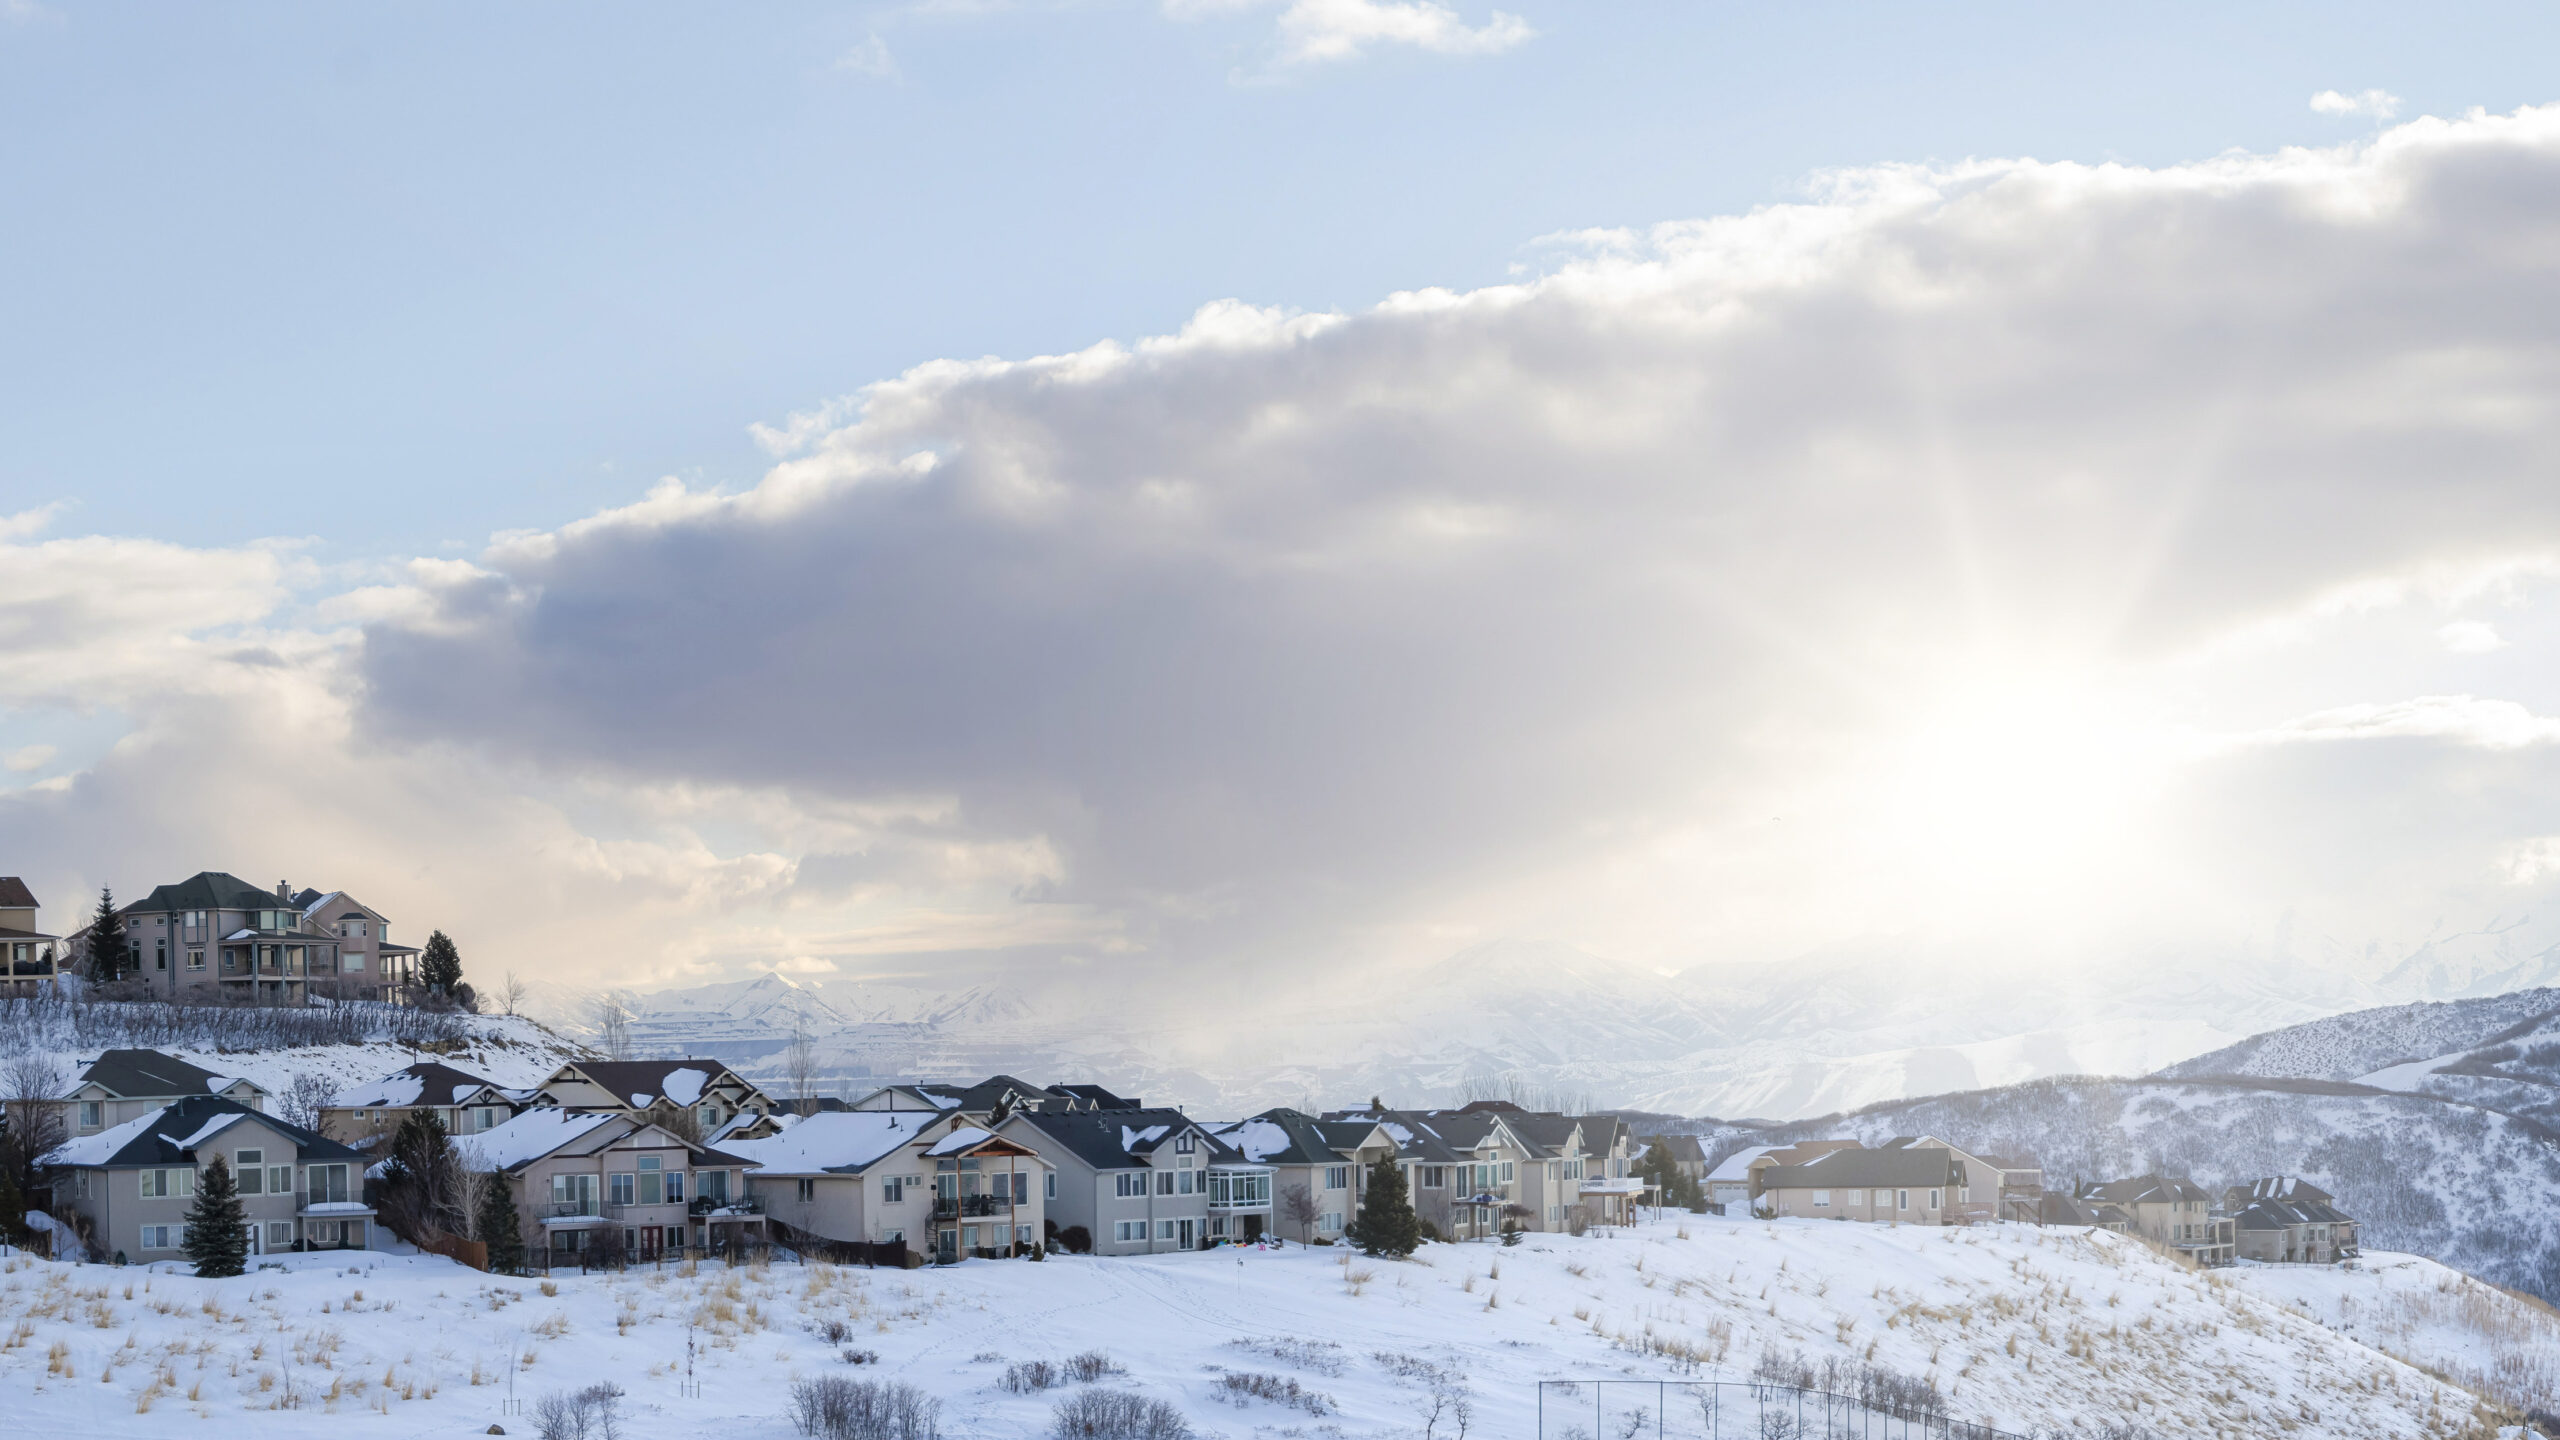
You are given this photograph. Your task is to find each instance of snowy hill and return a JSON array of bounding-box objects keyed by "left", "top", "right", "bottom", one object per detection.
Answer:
[
  {"left": 2155, "top": 990, "right": 2560, "bottom": 1082},
  {"left": 0, "top": 1218, "right": 2531, "bottom": 1438}
]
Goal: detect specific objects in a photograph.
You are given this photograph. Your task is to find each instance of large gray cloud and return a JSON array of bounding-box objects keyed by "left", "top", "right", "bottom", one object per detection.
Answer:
[{"left": 356, "top": 107, "right": 2560, "bottom": 976}]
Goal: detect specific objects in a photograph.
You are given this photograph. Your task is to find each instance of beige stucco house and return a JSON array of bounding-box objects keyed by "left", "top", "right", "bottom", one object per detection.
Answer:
[
  {"left": 2083, "top": 1175, "right": 2235, "bottom": 1265},
  {"left": 454, "top": 1107, "right": 762, "bottom": 1264},
  {"left": 529, "top": 1059, "right": 778, "bottom": 1142},
  {"left": 1, "top": 876, "right": 62, "bottom": 996},
  {"left": 726, "top": 1109, "right": 1053, "bottom": 1262},
  {"left": 324, "top": 1061, "right": 529, "bottom": 1146},
  {"left": 44, "top": 1095, "right": 376, "bottom": 1262}
]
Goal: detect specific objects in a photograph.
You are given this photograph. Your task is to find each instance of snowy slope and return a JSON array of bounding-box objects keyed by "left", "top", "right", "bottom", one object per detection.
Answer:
[
  {"left": 2155, "top": 991, "right": 2560, "bottom": 1083},
  {"left": 0, "top": 1219, "right": 2523, "bottom": 1438},
  {"left": 2225, "top": 1251, "right": 2560, "bottom": 1419},
  {"left": 3, "top": 1012, "right": 582, "bottom": 1109}
]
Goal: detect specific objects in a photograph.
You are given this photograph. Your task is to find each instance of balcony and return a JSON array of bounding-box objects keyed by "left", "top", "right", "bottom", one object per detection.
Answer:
[
  {"left": 545, "top": 1201, "right": 626, "bottom": 1220},
  {"left": 691, "top": 1195, "right": 760, "bottom": 1216},
  {"left": 931, "top": 1194, "right": 1012, "bottom": 1220}
]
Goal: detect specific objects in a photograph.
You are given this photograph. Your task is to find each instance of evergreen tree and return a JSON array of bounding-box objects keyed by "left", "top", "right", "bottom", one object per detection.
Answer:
[
  {"left": 419, "top": 930, "right": 463, "bottom": 997},
  {"left": 83, "top": 886, "right": 130, "bottom": 982},
  {"left": 378, "top": 1108, "right": 466, "bottom": 1240},
  {"left": 1345, "top": 1154, "right": 1421, "bottom": 1258},
  {"left": 183, "top": 1156, "right": 248, "bottom": 1277},
  {"left": 475, "top": 1173, "right": 526, "bottom": 1274}
]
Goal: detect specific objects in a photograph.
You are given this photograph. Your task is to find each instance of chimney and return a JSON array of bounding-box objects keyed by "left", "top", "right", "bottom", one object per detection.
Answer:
[{"left": 277, "top": 880, "right": 291, "bottom": 899}]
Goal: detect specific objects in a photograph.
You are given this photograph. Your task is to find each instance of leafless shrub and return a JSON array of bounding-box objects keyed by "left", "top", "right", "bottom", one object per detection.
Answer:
[
  {"left": 1063, "top": 1351, "right": 1122, "bottom": 1383},
  {"left": 1224, "top": 1337, "right": 1346, "bottom": 1376},
  {"left": 1048, "top": 1389, "right": 1190, "bottom": 1440},
  {"left": 1216, "top": 1371, "right": 1331, "bottom": 1414},
  {"left": 1001, "top": 1359, "right": 1059, "bottom": 1393},
  {"left": 790, "top": 1376, "right": 941, "bottom": 1440},
  {"left": 533, "top": 1382, "right": 624, "bottom": 1440}
]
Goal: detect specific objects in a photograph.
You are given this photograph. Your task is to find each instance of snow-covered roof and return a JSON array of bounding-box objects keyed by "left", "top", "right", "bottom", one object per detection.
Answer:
[
  {"left": 718, "top": 1112, "right": 937, "bottom": 1176},
  {"left": 169, "top": 1112, "right": 247, "bottom": 1151},
  {"left": 661, "top": 1067, "right": 711, "bottom": 1107},
  {"left": 1217, "top": 1118, "right": 1291, "bottom": 1163},
  {"left": 924, "top": 1126, "right": 994, "bottom": 1157},
  {"left": 1121, "top": 1123, "right": 1170, "bottom": 1150},
  {"left": 451, "top": 1109, "right": 618, "bottom": 1172},
  {"left": 42, "top": 1106, "right": 168, "bottom": 1167},
  {"left": 338, "top": 1071, "right": 427, "bottom": 1108},
  {"left": 1706, "top": 1145, "right": 1785, "bottom": 1184}
]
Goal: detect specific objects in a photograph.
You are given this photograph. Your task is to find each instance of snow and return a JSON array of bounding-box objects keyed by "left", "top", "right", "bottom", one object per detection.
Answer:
[
  {"left": 300, "top": 1201, "right": 373, "bottom": 1216},
  {"left": 334, "top": 1070, "right": 428, "bottom": 1108},
  {"left": 0, "top": 1216, "right": 2517, "bottom": 1438},
  {"left": 2356, "top": 1056, "right": 2450, "bottom": 1091},
  {"left": 38, "top": 1106, "right": 167, "bottom": 1167},
  {"left": 451, "top": 1109, "right": 617, "bottom": 1171},
  {"left": 1119, "top": 1123, "right": 1169, "bottom": 1152},
  {"left": 661, "top": 1066, "right": 712, "bottom": 1108},
  {"left": 1216, "top": 1118, "right": 1290, "bottom": 1163},
  {"left": 2226, "top": 1251, "right": 2560, "bottom": 1419},
  {"left": 719, "top": 1112, "right": 937, "bottom": 1175},
  {"left": 1706, "top": 1145, "right": 1782, "bottom": 1184},
  {"left": 924, "top": 1127, "right": 993, "bottom": 1157},
  {"left": 169, "top": 1112, "right": 248, "bottom": 1151}
]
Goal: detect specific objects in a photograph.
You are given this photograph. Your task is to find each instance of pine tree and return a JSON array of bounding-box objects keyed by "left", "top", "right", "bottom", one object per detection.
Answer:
[
  {"left": 183, "top": 1156, "right": 248, "bottom": 1277},
  {"left": 419, "top": 930, "right": 463, "bottom": 997},
  {"left": 83, "top": 886, "right": 129, "bottom": 982},
  {"left": 1345, "top": 1154, "right": 1421, "bottom": 1258},
  {"left": 476, "top": 1173, "right": 526, "bottom": 1274}
]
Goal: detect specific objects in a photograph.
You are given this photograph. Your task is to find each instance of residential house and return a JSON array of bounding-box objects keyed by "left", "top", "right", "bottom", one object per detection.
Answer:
[
  {"left": 2082, "top": 1176, "right": 2235, "bottom": 1266},
  {"left": 43, "top": 1095, "right": 375, "bottom": 1260},
  {"left": 2223, "top": 1178, "right": 2358, "bottom": 1264},
  {"left": 452, "top": 1107, "right": 762, "bottom": 1265},
  {"left": 1752, "top": 1145, "right": 1975, "bottom": 1225},
  {"left": 2038, "top": 1191, "right": 2131, "bottom": 1230},
  {"left": 1211, "top": 1109, "right": 1399, "bottom": 1244},
  {"left": 289, "top": 888, "right": 424, "bottom": 1003},
  {"left": 849, "top": 1076, "right": 1128, "bottom": 1121},
  {"left": 93, "top": 873, "right": 347, "bottom": 1004},
  {"left": 727, "top": 1109, "right": 1052, "bottom": 1263},
  {"left": 1569, "top": 1113, "right": 1648, "bottom": 1225},
  {"left": 1001, "top": 1107, "right": 1257, "bottom": 1253},
  {"left": 1646, "top": 1134, "right": 1708, "bottom": 1187},
  {"left": 64, "top": 1048, "right": 271, "bottom": 1137},
  {"left": 0, "top": 876, "right": 61, "bottom": 996},
  {"left": 1326, "top": 1106, "right": 1543, "bottom": 1240},
  {"left": 529, "top": 1059, "right": 778, "bottom": 1140},
  {"left": 1498, "top": 1110, "right": 1623, "bottom": 1231},
  {"left": 323, "top": 1061, "right": 529, "bottom": 1146}
]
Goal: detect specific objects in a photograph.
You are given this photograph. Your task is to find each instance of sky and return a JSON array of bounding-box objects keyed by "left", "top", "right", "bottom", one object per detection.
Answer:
[{"left": 9, "top": 2, "right": 2560, "bottom": 1008}]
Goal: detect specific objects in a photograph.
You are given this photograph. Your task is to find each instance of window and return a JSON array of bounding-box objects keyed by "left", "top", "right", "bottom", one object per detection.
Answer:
[
  {"left": 187, "top": 950, "right": 204, "bottom": 970},
  {"left": 185, "top": 910, "right": 204, "bottom": 929},
  {"left": 1896, "top": 1190, "right": 1909, "bottom": 1211},
  {"left": 269, "top": 1164, "right": 291, "bottom": 1194},
  {"left": 142, "top": 1167, "right": 195, "bottom": 1199},
  {"left": 140, "top": 1225, "right": 184, "bottom": 1250},
  {"left": 79, "top": 1101, "right": 101, "bottom": 1129},
  {"left": 1116, "top": 1172, "right": 1147, "bottom": 1198},
  {"left": 795, "top": 1178, "right": 816, "bottom": 1203},
  {"left": 265, "top": 1221, "right": 294, "bottom": 1246},
  {"left": 345, "top": 952, "right": 365, "bottom": 972},
  {"left": 1500, "top": 1162, "right": 1515, "bottom": 1183},
  {"left": 309, "top": 1164, "right": 350, "bottom": 1204},
  {"left": 155, "top": 941, "right": 166, "bottom": 970},
  {"left": 1319, "top": 1211, "right": 1344, "bottom": 1233},
  {"left": 1156, "top": 1170, "right": 1174, "bottom": 1196},
  {"left": 609, "top": 1172, "right": 636, "bottom": 1207},
  {"left": 1324, "top": 1166, "right": 1349, "bottom": 1191},
  {"left": 1045, "top": 1173, "right": 1056, "bottom": 1200},
  {"left": 1175, "top": 1133, "right": 1196, "bottom": 1154},
  {"left": 1012, "top": 1172, "right": 1030, "bottom": 1205},
  {"left": 237, "top": 1150, "right": 265, "bottom": 1194},
  {"left": 1115, "top": 1220, "right": 1145, "bottom": 1243},
  {"left": 638, "top": 1156, "right": 664, "bottom": 1205},
  {"left": 551, "top": 1173, "right": 598, "bottom": 1215},
  {"left": 1812, "top": 1190, "right": 1831, "bottom": 1207},
  {"left": 882, "top": 1176, "right": 906, "bottom": 1203},
  {"left": 1929, "top": 1189, "right": 1942, "bottom": 1209},
  {"left": 666, "top": 1171, "right": 684, "bottom": 1204},
  {"left": 474, "top": 1107, "right": 498, "bottom": 1131},
  {"left": 1421, "top": 1165, "right": 1448, "bottom": 1189},
  {"left": 699, "top": 1170, "right": 729, "bottom": 1204},
  {"left": 1157, "top": 1220, "right": 1176, "bottom": 1240},
  {"left": 1176, "top": 1170, "right": 1194, "bottom": 1195}
]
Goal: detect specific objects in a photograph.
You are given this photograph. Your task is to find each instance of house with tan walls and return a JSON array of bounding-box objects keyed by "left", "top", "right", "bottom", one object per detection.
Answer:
[
  {"left": 1752, "top": 1144, "right": 1976, "bottom": 1224},
  {"left": 324, "top": 1061, "right": 530, "bottom": 1147},
  {"left": 528, "top": 1059, "right": 778, "bottom": 1142},
  {"left": 2083, "top": 1175, "right": 2235, "bottom": 1265},
  {"left": 720, "top": 1109, "right": 1053, "bottom": 1262},
  {"left": 452, "top": 1108, "right": 762, "bottom": 1265}
]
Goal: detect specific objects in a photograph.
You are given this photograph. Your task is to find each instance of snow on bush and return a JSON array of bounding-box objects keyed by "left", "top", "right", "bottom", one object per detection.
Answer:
[
  {"left": 789, "top": 1376, "right": 941, "bottom": 1440},
  {"left": 1048, "top": 1388, "right": 1191, "bottom": 1440}
]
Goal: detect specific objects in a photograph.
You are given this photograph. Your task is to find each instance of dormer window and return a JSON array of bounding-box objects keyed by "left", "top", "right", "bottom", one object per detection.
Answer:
[{"left": 1175, "top": 1134, "right": 1196, "bottom": 1154}]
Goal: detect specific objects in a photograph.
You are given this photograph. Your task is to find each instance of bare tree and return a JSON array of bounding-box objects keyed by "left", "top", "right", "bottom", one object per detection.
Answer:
[
  {"left": 499, "top": 971, "right": 529, "bottom": 1018},
  {"left": 277, "top": 1070, "right": 340, "bottom": 1135},
  {"left": 1278, "top": 1182, "right": 1320, "bottom": 1246},
  {"left": 785, "top": 1016, "right": 819, "bottom": 1114},
  {"left": 593, "top": 991, "right": 634, "bottom": 1061},
  {"left": 0, "top": 1053, "right": 68, "bottom": 1204}
]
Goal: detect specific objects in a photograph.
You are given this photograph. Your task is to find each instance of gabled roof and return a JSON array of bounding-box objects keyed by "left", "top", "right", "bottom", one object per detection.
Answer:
[
  {"left": 558, "top": 1060, "right": 752, "bottom": 1109},
  {"left": 1006, "top": 1107, "right": 1218, "bottom": 1172},
  {"left": 2085, "top": 1174, "right": 2214, "bottom": 1206},
  {"left": 1647, "top": 1135, "right": 1708, "bottom": 1164},
  {"left": 1050, "top": 1083, "right": 1142, "bottom": 1110},
  {"left": 719, "top": 1111, "right": 944, "bottom": 1176},
  {"left": 1500, "top": 1113, "right": 1585, "bottom": 1159},
  {"left": 41, "top": 1095, "right": 359, "bottom": 1169},
  {"left": 125, "top": 872, "right": 295, "bottom": 915},
  {"left": 332, "top": 1061, "right": 506, "bottom": 1111},
  {"left": 1211, "top": 1109, "right": 1389, "bottom": 1166},
  {"left": 2229, "top": 1194, "right": 2354, "bottom": 1228},
  {"left": 2039, "top": 1191, "right": 2128, "bottom": 1227},
  {"left": 2226, "top": 1176, "right": 2334, "bottom": 1206},
  {"left": 451, "top": 1107, "right": 738, "bottom": 1173},
  {"left": 78, "top": 1048, "right": 263, "bottom": 1100},
  {"left": 1758, "top": 1148, "right": 1967, "bottom": 1190},
  {"left": 0, "top": 876, "right": 38, "bottom": 909},
  {"left": 915, "top": 1075, "right": 1078, "bottom": 1117}
]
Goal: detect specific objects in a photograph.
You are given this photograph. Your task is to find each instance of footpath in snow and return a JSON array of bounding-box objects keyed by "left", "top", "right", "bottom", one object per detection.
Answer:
[{"left": 0, "top": 1214, "right": 2528, "bottom": 1439}]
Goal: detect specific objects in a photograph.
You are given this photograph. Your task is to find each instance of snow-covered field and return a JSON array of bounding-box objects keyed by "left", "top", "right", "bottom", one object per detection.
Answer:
[
  {"left": 2225, "top": 1253, "right": 2560, "bottom": 1422},
  {"left": 0, "top": 1214, "right": 2522, "bottom": 1439}
]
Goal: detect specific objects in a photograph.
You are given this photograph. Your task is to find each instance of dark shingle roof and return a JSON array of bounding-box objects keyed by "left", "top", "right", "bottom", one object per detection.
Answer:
[
  {"left": 566, "top": 1060, "right": 750, "bottom": 1106},
  {"left": 46, "top": 1095, "right": 361, "bottom": 1168},
  {"left": 2086, "top": 1174, "right": 2214, "bottom": 1206},
  {"left": 1321, "top": 1108, "right": 1470, "bottom": 1162},
  {"left": 1647, "top": 1135, "right": 1709, "bottom": 1164},
  {"left": 1009, "top": 1108, "right": 1211, "bottom": 1171},
  {"left": 1050, "top": 1083, "right": 1142, "bottom": 1110},
  {"left": 79, "top": 1048, "right": 249, "bottom": 1099},
  {"left": 0, "top": 876, "right": 37, "bottom": 909},
  {"left": 126, "top": 872, "right": 296, "bottom": 915},
  {"left": 337, "top": 1061, "right": 504, "bottom": 1110}
]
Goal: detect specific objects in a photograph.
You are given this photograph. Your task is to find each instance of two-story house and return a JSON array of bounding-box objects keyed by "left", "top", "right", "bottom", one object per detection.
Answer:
[
  {"left": 324, "top": 1061, "right": 529, "bottom": 1146},
  {"left": 97, "top": 873, "right": 342, "bottom": 1004},
  {"left": 2223, "top": 1178, "right": 2358, "bottom": 1264},
  {"left": 1209, "top": 1109, "right": 1397, "bottom": 1244},
  {"left": 2082, "top": 1175, "right": 2235, "bottom": 1266},
  {"left": 43, "top": 1095, "right": 374, "bottom": 1260},
  {"left": 1752, "top": 1144, "right": 1974, "bottom": 1225},
  {"left": 528, "top": 1059, "right": 779, "bottom": 1141},
  {"left": 0, "top": 876, "right": 61, "bottom": 996},
  {"left": 64, "top": 1048, "right": 272, "bottom": 1137},
  {"left": 1000, "top": 1108, "right": 1255, "bottom": 1254},
  {"left": 289, "top": 888, "right": 424, "bottom": 1003},
  {"left": 453, "top": 1107, "right": 762, "bottom": 1264},
  {"left": 726, "top": 1109, "right": 1054, "bottom": 1263}
]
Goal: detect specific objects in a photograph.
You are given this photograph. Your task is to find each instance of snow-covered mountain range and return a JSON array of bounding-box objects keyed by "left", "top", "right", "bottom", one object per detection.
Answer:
[{"left": 541, "top": 926, "right": 2560, "bottom": 1122}]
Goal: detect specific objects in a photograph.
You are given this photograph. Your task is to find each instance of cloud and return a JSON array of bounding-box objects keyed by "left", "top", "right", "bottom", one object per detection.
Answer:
[
  {"left": 835, "top": 34, "right": 900, "bottom": 81},
  {"left": 1168, "top": 0, "right": 1532, "bottom": 65},
  {"left": 337, "top": 105, "right": 2560, "bottom": 983},
  {"left": 2439, "top": 619, "right": 2509, "bottom": 653},
  {"left": 2312, "top": 88, "right": 2402, "bottom": 120},
  {"left": 3, "top": 745, "right": 55, "bottom": 773}
]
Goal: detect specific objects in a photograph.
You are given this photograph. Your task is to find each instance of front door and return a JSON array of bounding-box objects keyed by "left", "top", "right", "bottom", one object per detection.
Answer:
[{"left": 1177, "top": 1219, "right": 1194, "bottom": 1249}]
